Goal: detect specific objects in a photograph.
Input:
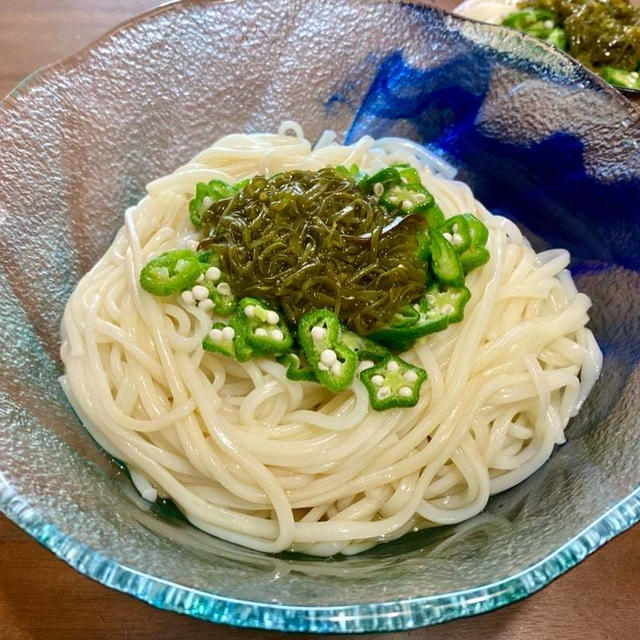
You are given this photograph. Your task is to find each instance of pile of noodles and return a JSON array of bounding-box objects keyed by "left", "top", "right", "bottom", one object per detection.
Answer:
[{"left": 60, "top": 122, "right": 601, "bottom": 555}]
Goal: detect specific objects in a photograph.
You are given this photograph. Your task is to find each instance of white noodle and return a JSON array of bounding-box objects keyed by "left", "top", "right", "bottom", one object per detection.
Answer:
[
  {"left": 60, "top": 123, "right": 600, "bottom": 556},
  {"left": 371, "top": 137, "right": 458, "bottom": 179},
  {"left": 455, "top": 0, "right": 521, "bottom": 24}
]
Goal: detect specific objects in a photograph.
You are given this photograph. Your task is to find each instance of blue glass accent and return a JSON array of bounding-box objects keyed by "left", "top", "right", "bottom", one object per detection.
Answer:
[{"left": 346, "top": 51, "right": 640, "bottom": 269}]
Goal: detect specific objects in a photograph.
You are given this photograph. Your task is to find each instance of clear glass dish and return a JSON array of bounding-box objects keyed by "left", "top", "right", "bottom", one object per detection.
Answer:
[{"left": 0, "top": 0, "right": 639, "bottom": 633}]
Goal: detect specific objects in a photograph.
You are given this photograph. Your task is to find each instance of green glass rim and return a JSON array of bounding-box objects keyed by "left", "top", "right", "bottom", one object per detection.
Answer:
[{"left": 1, "top": 478, "right": 638, "bottom": 632}]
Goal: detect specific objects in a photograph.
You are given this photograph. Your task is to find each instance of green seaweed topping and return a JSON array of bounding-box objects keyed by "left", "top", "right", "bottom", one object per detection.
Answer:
[
  {"left": 512, "top": 0, "right": 640, "bottom": 75},
  {"left": 138, "top": 163, "right": 493, "bottom": 410},
  {"left": 198, "top": 167, "right": 430, "bottom": 334}
]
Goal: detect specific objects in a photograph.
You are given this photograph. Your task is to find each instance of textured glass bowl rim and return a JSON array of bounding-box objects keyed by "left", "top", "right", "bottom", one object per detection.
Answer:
[{"left": 1, "top": 0, "right": 639, "bottom": 633}]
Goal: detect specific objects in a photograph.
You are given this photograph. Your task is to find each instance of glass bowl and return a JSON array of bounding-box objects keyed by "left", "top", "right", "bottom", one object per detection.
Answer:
[{"left": 0, "top": 0, "right": 639, "bottom": 633}]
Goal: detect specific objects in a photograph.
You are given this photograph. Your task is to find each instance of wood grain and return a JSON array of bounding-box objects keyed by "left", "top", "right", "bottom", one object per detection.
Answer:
[
  {"left": 0, "top": 514, "right": 638, "bottom": 640},
  {"left": 0, "top": 1, "right": 638, "bottom": 638}
]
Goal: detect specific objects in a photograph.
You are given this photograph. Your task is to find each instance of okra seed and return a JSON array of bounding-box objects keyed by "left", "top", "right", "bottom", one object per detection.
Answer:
[
  {"left": 221, "top": 326, "right": 235, "bottom": 340},
  {"left": 377, "top": 386, "right": 391, "bottom": 399},
  {"left": 373, "top": 183, "right": 384, "bottom": 197},
  {"left": 255, "top": 328, "right": 267, "bottom": 337},
  {"left": 244, "top": 305, "right": 255, "bottom": 318},
  {"left": 387, "top": 360, "right": 400, "bottom": 373},
  {"left": 192, "top": 285, "right": 209, "bottom": 301},
  {"left": 403, "top": 200, "right": 413, "bottom": 210},
  {"left": 404, "top": 370, "right": 418, "bottom": 383},
  {"left": 181, "top": 291, "right": 195, "bottom": 305},
  {"left": 266, "top": 311, "right": 280, "bottom": 325},
  {"left": 399, "top": 386, "right": 413, "bottom": 397},
  {"left": 198, "top": 299, "right": 214, "bottom": 311},
  {"left": 371, "top": 375, "right": 384, "bottom": 387},
  {"left": 208, "top": 328, "right": 223, "bottom": 342},
  {"left": 206, "top": 266, "right": 221, "bottom": 282},
  {"left": 271, "top": 328, "right": 284, "bottom": 341},
  {"left": 311, "top": 326, "right": 326, "bottom": 341},
  {"left": 216, "top": 282, "right": 231, "bottom": 295},
  {"left": 330, "top": 362, "right": 342, "bottom": 376},
  {"left": 443, "top": 232, "right": 453, "bottom": 243},
  {"left": 320, "top": 349, "right": 338, "bottom": 366},
  {"left": 442, "top": 304, "right": 454, "bottom": 314}
]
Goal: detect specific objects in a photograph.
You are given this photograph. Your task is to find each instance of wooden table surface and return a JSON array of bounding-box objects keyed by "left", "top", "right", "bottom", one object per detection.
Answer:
[{"left": 0, "top": 1, "right": 638, "bottom": 638}]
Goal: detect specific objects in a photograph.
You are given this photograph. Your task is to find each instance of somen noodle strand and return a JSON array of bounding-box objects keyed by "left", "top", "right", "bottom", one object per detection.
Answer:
[{"left": 60, "top": 125, "right": 601, "bottom": 556}]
